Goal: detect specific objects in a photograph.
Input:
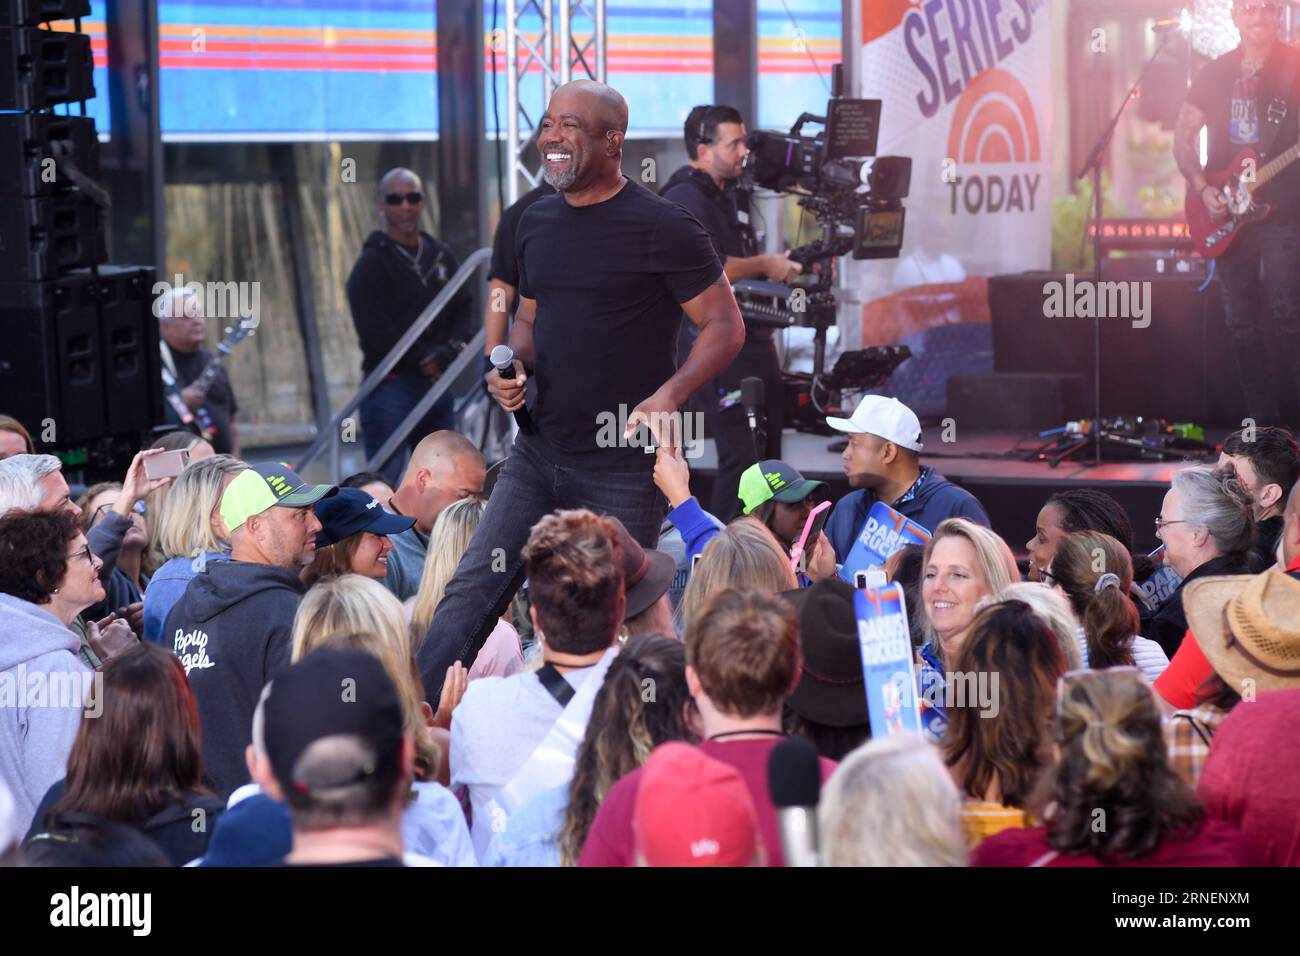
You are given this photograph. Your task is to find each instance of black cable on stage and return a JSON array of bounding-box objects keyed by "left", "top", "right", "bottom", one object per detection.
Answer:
[
  {"left": 778, "top": 0, "right": 832, "bottom": 96},
  {"left": 491, "top": 0, "right": 504, "bottom": 218}
]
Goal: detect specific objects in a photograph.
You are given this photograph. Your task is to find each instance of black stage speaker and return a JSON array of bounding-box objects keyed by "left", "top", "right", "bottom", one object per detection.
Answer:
[
  {"left": 0, "top": 267, "right": 161, "bottom": 445},
  {"left": 0, "top": 274, "right": 105, "bottom": 443},
  {"left": 0, "top": 1, "right": 91, "bottom": 27},
  {"left": 0, "top": 193, "right": 106, "bottom": 281},
  {"left": 0, "top": 27, "right": 94, "bottom": 109},
  {"left": 93, "top": 266, "right": 163, "bottom": 435},
  {"left": 0, "top": 113, "right": 100, "bottom": 197},
  {"left": 988, "top": 272, "right": 1241, "bottom": 426},
  {"left": 947, "top": 372, "right": 1088, "bottom": 429}
]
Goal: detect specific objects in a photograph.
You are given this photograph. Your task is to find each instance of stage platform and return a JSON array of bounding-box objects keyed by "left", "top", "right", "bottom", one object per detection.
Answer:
[{"left": 686, "top": 428, "right": 1225, "bottom": 558}]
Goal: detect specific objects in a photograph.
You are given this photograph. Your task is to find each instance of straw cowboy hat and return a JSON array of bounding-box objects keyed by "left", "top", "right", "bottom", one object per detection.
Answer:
[{"left": 1183, "top": 570, "right": 1300, "bottom": 693}]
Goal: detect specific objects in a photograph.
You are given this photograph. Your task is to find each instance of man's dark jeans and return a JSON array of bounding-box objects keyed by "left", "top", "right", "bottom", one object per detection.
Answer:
[
  {"left": 416, "top": 433, "right": 665, "bottom": 700},
  {"left": 361, "top": 373, "right": 456, "bottom": 485},
  {"left": 1216, "top": 215, "right": 1300, "bottom": 425}
]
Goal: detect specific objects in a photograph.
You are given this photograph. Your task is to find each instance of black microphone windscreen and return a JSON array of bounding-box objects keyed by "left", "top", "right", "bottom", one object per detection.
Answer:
[
  {"left": 740, "top": 376, "right": 765, "bottom": 409},
  {"left": 768, "top": 736, "right": 821, "bottom": 809}
]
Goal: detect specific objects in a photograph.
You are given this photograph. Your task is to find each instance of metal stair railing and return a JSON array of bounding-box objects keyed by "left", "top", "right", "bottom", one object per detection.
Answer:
[{"left": 296, "top": 247, "right": 492, "bottom": 481}]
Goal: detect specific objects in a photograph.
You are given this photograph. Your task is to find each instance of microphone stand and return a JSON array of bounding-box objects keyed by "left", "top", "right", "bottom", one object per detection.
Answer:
[{"left": 1074, "top": 24, "right": 1177, "bottom": 466}]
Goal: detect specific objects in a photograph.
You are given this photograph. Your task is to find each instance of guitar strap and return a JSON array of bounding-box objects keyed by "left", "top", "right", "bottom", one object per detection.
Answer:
[
  {"left": 159, "top": 340, "right": 179, "bottom": 381},
  {"left": 1259, "top": 53, "right": 1297, "bottom": 161}
]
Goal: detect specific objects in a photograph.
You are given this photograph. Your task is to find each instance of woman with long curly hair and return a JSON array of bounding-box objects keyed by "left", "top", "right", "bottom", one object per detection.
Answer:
[{"left": 483, "top": 635, "right": 696, "bottom": 866}]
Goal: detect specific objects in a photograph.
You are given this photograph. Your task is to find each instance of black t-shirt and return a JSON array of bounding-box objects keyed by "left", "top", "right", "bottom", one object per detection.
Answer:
[
  {"left": 516, "top": 178, "right": 723, "bottom": 471},
  {"left": 661, "top": 166, "right": 767, "bottom": 344},
  {"left": 167, "top": 346, "right": 239, "bottom": 454},
  {"left": 489, "top": 182, "right": 558, "bottom": 290},
  {"left": 1187, "top": 42, "right": 1300, "bottom": 212}
]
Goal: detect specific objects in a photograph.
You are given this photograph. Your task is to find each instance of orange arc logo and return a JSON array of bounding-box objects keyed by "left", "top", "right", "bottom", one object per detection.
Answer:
[
  {"left": 946, "top": 68, "right": 1041, "bottom": 164},
  {"left": 862, "top": 0, "right": 922, "bottom": 46}
]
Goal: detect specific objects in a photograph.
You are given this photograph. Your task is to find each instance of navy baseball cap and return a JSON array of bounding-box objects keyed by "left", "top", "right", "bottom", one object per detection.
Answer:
[
  {"left": 262, "top": 649, "right": 405, "bottom": 798},
  {"left": 313, "top": 487, "right": 415, "bottom": 547}
]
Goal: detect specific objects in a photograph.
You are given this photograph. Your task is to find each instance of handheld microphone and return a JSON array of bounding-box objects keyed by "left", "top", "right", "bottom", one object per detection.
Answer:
[
  {"left": 490, "top": 344, "right": 535, "bottom": 434},
  {"left": 768, "top": 736, "right": 821, "bottom": 867},
  {"left": 740, "top": 376, "right": 766, "bottom": 457}
]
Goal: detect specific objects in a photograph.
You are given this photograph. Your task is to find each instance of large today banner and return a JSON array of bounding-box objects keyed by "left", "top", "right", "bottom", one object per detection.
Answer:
[{"left": 844, "top": 0, "right": 1054, "bottom": 413}]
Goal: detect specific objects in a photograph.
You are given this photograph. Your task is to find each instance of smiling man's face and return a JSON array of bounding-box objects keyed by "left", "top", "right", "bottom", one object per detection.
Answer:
[{"left": 538, "top": 82, "right": 626, "bottom": 194}]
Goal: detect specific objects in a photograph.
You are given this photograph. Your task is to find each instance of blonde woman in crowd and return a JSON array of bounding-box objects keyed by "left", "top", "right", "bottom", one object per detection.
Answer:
[
  {"left": 917, "top": 518, "right": 1020, "bottom": 741},
  {"left": 142, "top": 454, "right": 244, "bottom": 644},
  {"left": 677, "top": 517, "right": 797, "bottom": 635},
  {"left": 289, "top": 574, "right": 475, "bottom": 866},
  {"left": 820, "top": 734, "right": 967, "bottom": 867},
  {"left": 408, "top": 496, "right": 523, "bottom": 680}
]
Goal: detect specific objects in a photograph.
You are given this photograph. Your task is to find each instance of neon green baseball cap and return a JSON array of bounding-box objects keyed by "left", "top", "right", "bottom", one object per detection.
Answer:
[
  {"left": 737, "top": 460, "right": 825, "bottom": 515},
  {"left": 220, "top": 462, "right": 337, "bottom": 534}
]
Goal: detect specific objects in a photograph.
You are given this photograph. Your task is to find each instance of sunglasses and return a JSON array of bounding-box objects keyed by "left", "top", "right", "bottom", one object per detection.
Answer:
[
  {"left": 384, "top": 191, "right": 423, "bottom": 206},
  {"left": 91, "top": 499, "right": 145, "bottom": 525},
  {"left": 1237, "top": 1, "right": 1279, "bottom": 13}
]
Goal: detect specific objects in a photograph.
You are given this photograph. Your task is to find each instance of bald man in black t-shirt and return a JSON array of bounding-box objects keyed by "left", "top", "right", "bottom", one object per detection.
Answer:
[{"left": 416, "top": 80, "right": 745, "bottom": 701}]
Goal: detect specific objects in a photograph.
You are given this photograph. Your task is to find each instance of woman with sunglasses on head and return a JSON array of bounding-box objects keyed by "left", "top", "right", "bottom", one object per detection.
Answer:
[
  {"left": 0, "top": 510, "right": 135, "bottom": 835},
  {"left": 78, "top": 481, "right": 152, "bottom": 629},
  {"left": 346, "top": 166, "right": 476, "bottom": 484},
  {"left": 974, "top": 668, "right": 1261, "bottom": 866}
]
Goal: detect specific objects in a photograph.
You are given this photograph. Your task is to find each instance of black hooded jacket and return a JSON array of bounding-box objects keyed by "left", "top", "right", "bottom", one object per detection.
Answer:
[
  {"left": 162, "top": 560, "right": 305, "bottom": 797},
  {"left": 345, "top": 230, "right": 475, "bottom": 377}
]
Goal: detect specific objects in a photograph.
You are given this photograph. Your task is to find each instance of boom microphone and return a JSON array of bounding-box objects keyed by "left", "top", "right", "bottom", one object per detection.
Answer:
[
  {"left": 490, "top": 344, "right": 535, "bottom": 434},
  {"left": 768, "top": 736, "right": 821, "bottom": 867},
  {"left": 740, "top": 376, "right": 766, "bottom": 457}
]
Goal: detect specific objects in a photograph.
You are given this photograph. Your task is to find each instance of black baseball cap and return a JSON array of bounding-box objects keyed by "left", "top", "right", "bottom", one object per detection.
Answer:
[
  {"left": 313, "top": 487, "right": 416, "bottom": 547},
  {"left": 262, "top": 649, "right": 405, "bottom": 797}
]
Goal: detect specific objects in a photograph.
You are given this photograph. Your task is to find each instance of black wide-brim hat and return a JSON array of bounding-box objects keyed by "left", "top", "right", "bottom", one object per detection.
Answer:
[{"left": 781, "top": 577, "right": 868, "bottom": 727}]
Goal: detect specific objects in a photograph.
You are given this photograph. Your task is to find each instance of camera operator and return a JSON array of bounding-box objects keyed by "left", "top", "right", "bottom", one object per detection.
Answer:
[{"left": 661, "top": 105, "right": 802, "bottom": 521}]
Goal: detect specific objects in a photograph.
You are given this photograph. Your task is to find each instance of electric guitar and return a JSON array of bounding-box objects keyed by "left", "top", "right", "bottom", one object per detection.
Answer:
[
  {"left": 1186, "top": 130, "right": 1300, "bottom": 259},
  {"left": 162, "top": 323, "right": 255, "bottom": 440}
]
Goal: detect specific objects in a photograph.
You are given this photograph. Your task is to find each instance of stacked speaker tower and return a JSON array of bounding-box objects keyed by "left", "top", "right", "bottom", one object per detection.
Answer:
[{"left": 0, "top": 0, "right": 161, "bottom": 471}]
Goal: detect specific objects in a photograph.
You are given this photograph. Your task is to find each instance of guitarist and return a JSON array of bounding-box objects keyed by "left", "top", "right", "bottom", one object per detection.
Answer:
[
  {"left": 158, "top": 288, "right": 241, "bottom": 455},
  {"left": 1175, "top": 0, "right": 1300, "bottom": 425}
]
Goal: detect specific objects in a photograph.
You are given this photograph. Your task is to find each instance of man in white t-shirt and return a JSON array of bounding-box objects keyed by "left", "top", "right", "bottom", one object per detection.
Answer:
[{"left": 450, "top": 509, "right": 626, "bottom": 857}]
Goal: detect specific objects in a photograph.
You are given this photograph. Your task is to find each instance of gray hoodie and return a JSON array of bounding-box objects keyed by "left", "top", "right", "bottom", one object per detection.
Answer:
[{"left": 0, "top": 593, "right": 94, "bottom": 834}]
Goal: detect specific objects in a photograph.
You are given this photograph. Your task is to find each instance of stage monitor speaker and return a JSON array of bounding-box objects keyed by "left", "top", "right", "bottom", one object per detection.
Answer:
[
  {"left": 89, "top": 265, "right": 162, "bottom": 435},
  {"left": 0, "top": 193, "right": 106, "bottom": 281},
  {"left": 0, "top": 1, "right": 91, "bottom": 28},
  {"left": 0, "top": 113, "right": 100, "bottom": 197},
  {"left": 0, "top": 275, "right": 106, "bottom": 444},
  {"left": 947, "top": 373, "right": 1087, "bottom": 429},
  {"left": 989, "top": 272, "right": 1242, "bottom": 426},
  {"left": 0, "top": 27, "right": 94, "bottom": 110}
]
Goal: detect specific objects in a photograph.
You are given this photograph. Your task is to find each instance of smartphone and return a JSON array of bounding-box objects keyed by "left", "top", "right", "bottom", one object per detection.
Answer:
[
  {"left": 854, "top": 569, "right": 887, "bottom": 590},
  {"left": 790, "top": 500, "right": 833, "bottom": 572},
  {"left": 144, "top": 449, "right": 189, "bottom": 481}
]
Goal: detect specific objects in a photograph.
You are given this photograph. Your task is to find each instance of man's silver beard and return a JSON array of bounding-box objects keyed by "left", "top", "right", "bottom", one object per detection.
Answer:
[{"left": 542, "top": 164, "right": 577, "bottom": 191}]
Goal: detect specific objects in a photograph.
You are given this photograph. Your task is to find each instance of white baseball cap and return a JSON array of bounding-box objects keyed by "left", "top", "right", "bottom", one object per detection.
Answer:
[{"left": 826, "top": 395, "right": 924, "bottom": 451}]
